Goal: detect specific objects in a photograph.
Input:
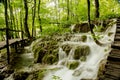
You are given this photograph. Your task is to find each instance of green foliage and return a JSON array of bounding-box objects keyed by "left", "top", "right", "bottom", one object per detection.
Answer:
[
  {"left": 0, "top": 0, "right": 120, "bottom": 40},
  {"left": 67, "top": 61, "right": 79, "bottom": 69},
  {"left": 52, "top": 75, "right": 62, "bottom": 80},
  {"left": 41, "top": 25, "right": 70, "bottom": 36}
]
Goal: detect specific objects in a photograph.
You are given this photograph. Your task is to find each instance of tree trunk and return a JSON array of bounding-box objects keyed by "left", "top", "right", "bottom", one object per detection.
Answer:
[
  {"left": 4, "top": 0, "right": 10, "bottom": 64},
  {"left": 87, "top": 0, "right": 104, "bottom": 46},
  {"left": 32, "top": 0, "right": 36, "bottom": 37},
  {"left": 23, "top": 0, "right": 31, "bottom": 38},
  {"left": 67, "top": 0, "right": 69, "bottom": 21},
  {"left": 38, "top": 0, "right": 42, "bottom": 32},
  {"left": 8, "top": 0, "right": 14, "bottom": 38},
  {"left": 95, "top": 0, "right": 99, "bottom": 18}
]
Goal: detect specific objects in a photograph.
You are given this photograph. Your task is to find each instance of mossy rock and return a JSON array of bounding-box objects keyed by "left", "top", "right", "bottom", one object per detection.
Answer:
[
  {"left": 74, "top": 45, "right": 90, "bottom": 60},
  {"left": 108, "top": 32, "right": 113, "bottom": 36},
  {"left": 33, "top": 40, "right": 59, "bottom": 63},
  {"left": 42, "top": 54, "right": 58, "bottom": 64},
  {"left": 61, "top": 44, "right": 72, "bottom": 56},
  {"left": 13, "top": 72, "right": 29, "bottom": 80},
  {"left": 67, "top": 61, "right": 80, "bottom": 70},
  {"left": 38, "top": 70, "right": 47, "bottom": 80},
  {"left": 34, "top": 47, "right": 46, "bottom": 63},
  {"left": 80, "top": 56, "right": 87, "bottom": 61},
  {"left": 81, "top": 35, "right": 87, "bottom": 42},
  {"left": 74, "top": 46, "right": 82, "bottom": 59}
]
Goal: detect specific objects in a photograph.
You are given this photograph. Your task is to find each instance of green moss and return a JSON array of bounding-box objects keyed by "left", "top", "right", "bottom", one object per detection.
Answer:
[
  {"left": 81, "top": 35, "right": 87, "bottom": 42},
  {"left": 32, "top": 39, "right": 59, "bottom": 63},
  {"left": 42, "top": 54, "right": 58, "bottom": 64},
  {"left": 74, "top": 46, "right": 82, "bottom": 59},
  {"left": 80, "top": 56, "right": 87, "bottom": 61},
  {"left": 13, "top": 72, "right": 29, "bottom": 80},
  {"left": 52, "top": 75, "right": 62, "bottom": 80},
  {"left": 108, "top": 32, "right": 113, "bottom": 36},
  {"left": 38, "top": 70, "right": 47, "bottom": 80},
  {"left": 61, "top": 44, "right": 72, "bottom": 55},
  {"left": 67, "top": 61, "right": 80, "bottom": 70},
  {"left": 74, "top": 45, "right": 90, "bottom": 60}
]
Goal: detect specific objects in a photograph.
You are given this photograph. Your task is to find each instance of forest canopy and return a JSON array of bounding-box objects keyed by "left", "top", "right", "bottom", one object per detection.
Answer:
[{"left": 0, "top": 0, "right": 120, "bottom": 40}]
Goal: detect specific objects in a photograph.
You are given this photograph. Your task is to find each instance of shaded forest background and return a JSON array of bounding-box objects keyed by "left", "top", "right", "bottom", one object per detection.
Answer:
[{"left": 0, "top": 0, "right": 120, "bottom": 40}]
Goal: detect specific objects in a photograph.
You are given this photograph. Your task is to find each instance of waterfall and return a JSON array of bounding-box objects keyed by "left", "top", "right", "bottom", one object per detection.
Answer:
[{"left": 43, "top": 24, "right": 116, "bottom": 80}]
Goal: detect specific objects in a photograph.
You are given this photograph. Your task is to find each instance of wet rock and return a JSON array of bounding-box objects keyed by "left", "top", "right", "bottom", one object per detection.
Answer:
[
  {"left": 80, "top": 56, "right": 87, "bottom": 61},
  {"left": 0, "top": 68, "right": 14, "bottom": 78},
  {"left": 0, "top": 74, "right": 5, "bottom": 80},
  {"left": 61, "top": 44, "right": 72, "bottom": 56},
  {"left": 42, "top": 54, "right": 58, "bottom": 64},
  {"left": 74, "top": 45, "right": 90, "bottom": 60},
  {"left": 71, "top": 22, "right": 95, "bottom": 33},
  {"left": 81, "top": 35, "right": 87, "bottom": 42},
  {"left": 72, "top": 69, "right": 82, "bottom": 76},
  {"left": 32, "top": 40, "right": 59, "bottom": 63},
  {"left": 13, "top": 72, "right": 29, "bottom": 80},
  {"left": 26, "top": 70, "right": 47, "bottom": 80},
  {"left": 67, "top": 61, "right": 79, "bottom": 70}
]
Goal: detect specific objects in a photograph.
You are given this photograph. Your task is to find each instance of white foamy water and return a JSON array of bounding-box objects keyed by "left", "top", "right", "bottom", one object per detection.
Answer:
[{"left": 43, "top": 24, "right": 116, "bottom": 80}]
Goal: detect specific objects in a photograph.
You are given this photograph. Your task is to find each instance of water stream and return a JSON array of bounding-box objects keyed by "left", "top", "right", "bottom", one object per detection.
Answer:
[{"left": 43, "top": 24, "right": 116, "bottom": 80}]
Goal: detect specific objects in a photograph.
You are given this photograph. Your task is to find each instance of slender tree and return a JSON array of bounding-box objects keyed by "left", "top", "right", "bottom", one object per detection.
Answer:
[
  {"left": 38, "top": 0, "right": 42, "bottom": 32},
  {"left": 8, "top": 0, "right": 14, "bottom": 38},
  {"left": 4, "top": 0, "right": 10, "bottom": 64},
  {"left": 67, "top": 0, "right": 69, "bottom": 21},
  {"left": 95, "top": 0, "right": 99, "bottom": 18},
  {"left": 32, "top": 0, "right": 36, "bottom": 37},
  {"left": 23, "top": 0, "right": 31, "bottom": 38},
  {"left": 87, "top": 0, "right": 103, "bottom": 46}
]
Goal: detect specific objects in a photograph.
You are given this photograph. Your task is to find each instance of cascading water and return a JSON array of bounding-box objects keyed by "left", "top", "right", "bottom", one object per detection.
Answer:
[{"left": 43, "top": 24, "right": 116, "bottom": 80}]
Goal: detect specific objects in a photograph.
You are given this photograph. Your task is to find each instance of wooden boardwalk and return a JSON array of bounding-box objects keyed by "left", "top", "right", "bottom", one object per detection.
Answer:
[
  {"left": 0, "top": 39, "right": 23, "bottom": 50},
  {"left": 100, "top": 18, "right": 120, "bottom": 80}
]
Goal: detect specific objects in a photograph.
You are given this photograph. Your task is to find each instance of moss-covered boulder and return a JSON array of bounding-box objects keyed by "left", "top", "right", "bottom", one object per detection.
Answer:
[
  {"left": 74, "top": 45, "right": 90, "bottom": 60},
  {"left": 42, "top": 54, "right": 58, "bottom": 64},
  {"left": 34, "top": 47, "right": 46, "bottom": 63},
  {"left": 26, "top": 69, "right": 47, "bottom": 80},
  {"left": 71, "top": 23, "right": 95, "bottom": 33},
  {"left": 61, "top": 44, "right": 72, "bottom": 56},
  {"left": 81, "top": 35, "right": 87, "bottom": 42},
  {"left": 13, "top": 72, "right": 29, "bottom": 80},
  {"left": 80, "top": 56, "right": 87, "bottom": 61},
  {"left": 67, "top": 61, "right": 80, "bottom": 70},
  {"left": 32, "top": 38, "right": 59, "bottom": 63}
]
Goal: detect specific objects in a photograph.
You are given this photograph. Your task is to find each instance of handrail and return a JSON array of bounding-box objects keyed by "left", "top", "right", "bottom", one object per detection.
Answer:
[{"left": 0, "top": 28, "right": 22, "bottom": 32}]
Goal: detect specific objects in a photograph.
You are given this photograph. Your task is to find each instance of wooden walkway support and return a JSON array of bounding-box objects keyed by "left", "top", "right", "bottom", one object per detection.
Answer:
[
  {"left": 0, "top": 28, "right": 24, "bottom": 64},
  {"left": 99, "top": 18, "right": 120, "bottom": 80}
]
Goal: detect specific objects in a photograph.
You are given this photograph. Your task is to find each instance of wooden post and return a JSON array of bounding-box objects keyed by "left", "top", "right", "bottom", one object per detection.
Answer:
[
  {"left": 6, "top": 28, "right": 10, "bottom": 64},
  {"left": 4, "top": 0, "right": 10, "bottom": 64}
]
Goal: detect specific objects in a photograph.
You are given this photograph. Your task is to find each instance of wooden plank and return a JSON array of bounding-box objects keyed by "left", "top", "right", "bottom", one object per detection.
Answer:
[
  {"left": 104, "top": 74, "right": 119, "bottom": 80},
  {"left": 116, "top": 29, "right": 120, "bottom": 33},
  {"left": 105, "top": 63, "right": 120, "bottom": 69},
  {"left": 114, "top": 34, "right": 120, "bottom": 41},
  {"left": 105, "top": 69, "right": 120, "bottom": 78},
  {"left": 0, "top": 38, "right": 22, "bottom": 50}
]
